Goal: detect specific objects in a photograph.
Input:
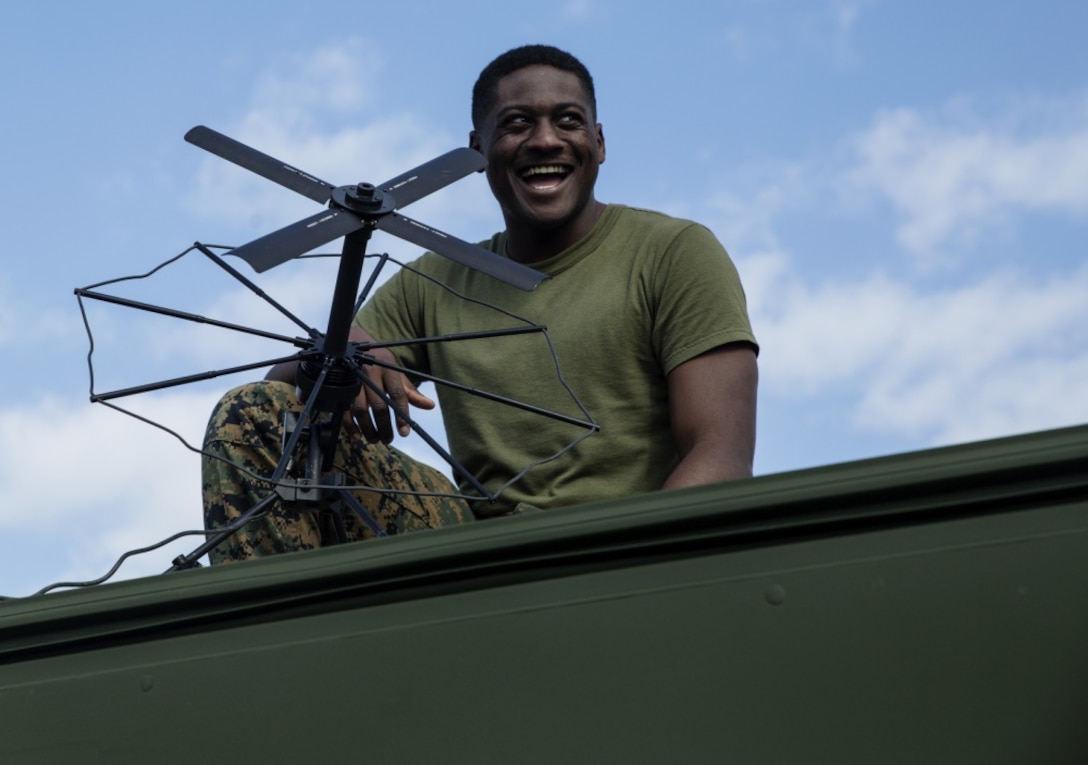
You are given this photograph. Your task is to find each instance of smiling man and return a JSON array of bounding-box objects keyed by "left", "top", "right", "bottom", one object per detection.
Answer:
[
  {"left": 201, "top": 44, "right": 759, "bottom": 561},
  {"left": 471, "top": 58, "right": 607, "bottom": 261}
]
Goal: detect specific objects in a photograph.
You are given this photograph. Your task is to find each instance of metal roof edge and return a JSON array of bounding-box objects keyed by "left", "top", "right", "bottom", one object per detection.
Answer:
[{"left": 2, "top": 422, "right": 1085, "bottom": 663}]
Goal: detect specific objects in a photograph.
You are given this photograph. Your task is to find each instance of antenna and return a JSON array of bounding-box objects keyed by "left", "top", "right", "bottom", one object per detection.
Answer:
[
  {"left": 182, "top": 126, "right": 545, "bottom": 289},
  {"left": 168, "top": 128, "right": 556, "bottom": 569},
  {"left": 65, "top": 127, "right": 599, "bottom": 588}
]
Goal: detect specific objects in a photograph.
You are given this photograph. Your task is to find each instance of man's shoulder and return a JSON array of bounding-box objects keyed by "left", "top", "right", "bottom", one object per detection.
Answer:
[
  {"left": 608, "top": 204, "right": 707, "bottom": 236},
  {"left": 601, "top": 205, "right": 719, "bottom": 254}
]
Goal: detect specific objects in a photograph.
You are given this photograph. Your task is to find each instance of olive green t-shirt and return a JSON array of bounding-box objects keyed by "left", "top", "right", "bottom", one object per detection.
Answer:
[{"left": 357, "top": 204, "right": 756, "bottom": 516}]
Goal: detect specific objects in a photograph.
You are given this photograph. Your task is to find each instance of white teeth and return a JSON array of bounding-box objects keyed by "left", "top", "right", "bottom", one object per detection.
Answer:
[{"left": 523, "top": 165, "right": 566, "bottom": 177}]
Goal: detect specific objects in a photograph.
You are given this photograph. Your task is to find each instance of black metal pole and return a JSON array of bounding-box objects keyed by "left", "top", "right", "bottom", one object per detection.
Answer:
[{"left": 322, "top": 227, "right": 372, "bottom": 359}]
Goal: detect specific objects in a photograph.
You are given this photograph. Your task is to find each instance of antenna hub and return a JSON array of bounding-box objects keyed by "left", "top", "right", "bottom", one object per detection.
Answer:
[{"left": 331, "top": 183, "right": 396, "bottom": 216}]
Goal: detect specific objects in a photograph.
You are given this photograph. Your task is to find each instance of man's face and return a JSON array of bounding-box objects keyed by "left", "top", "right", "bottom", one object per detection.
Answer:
[{"left": 470, "top": 65, "right": 605, "bottom": 238}]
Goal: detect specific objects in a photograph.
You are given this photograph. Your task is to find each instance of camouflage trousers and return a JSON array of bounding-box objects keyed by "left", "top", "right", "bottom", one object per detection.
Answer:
[{"left": 201, "top": 380, "right": 472, "bottom": 565}]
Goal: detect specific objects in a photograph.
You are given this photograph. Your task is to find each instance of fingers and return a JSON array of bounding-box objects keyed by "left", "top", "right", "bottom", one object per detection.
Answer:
[
  {"left": 346, "top": 402, "right": 379, "bottom": 443},
  {"left": 347, "top": 368, "right": 435, "bottom": 443},
  {"left": 365, "top": 379, "right": 399, "bottom": 443}
]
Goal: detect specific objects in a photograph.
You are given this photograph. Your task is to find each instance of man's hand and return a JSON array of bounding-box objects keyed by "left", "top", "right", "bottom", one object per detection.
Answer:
[
  {"left": 264, "top": 325, "right": 433, "bottom": 445},
  {"left": 347, "top": 343, "right": 435, "bottom": 444}
]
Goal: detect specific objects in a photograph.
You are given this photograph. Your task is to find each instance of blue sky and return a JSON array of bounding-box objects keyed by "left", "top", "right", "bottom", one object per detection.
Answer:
[{"left": 1, "top": 0, "right": 1086, "bottom": 597}]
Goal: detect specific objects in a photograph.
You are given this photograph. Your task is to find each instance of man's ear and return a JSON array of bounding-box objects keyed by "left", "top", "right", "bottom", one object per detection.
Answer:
[
  {"left": 596, "top": 124, "right": 606, "bottom": 165},
  {"left": 469, "top": 130, "right": 481, "bottom": 153}
]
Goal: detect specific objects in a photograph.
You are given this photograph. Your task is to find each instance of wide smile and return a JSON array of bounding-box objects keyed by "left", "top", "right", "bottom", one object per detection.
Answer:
[{"left": 519, "top": 163, "right": 571, "bottom": 191}]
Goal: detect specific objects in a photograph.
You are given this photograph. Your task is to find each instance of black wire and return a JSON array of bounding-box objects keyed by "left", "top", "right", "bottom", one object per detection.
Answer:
[
  {"left": 45, "top": 242, "right": 598, "bottom": 597},
  {"left": 33, "top": 528, "right": 212, "bottom": 596}
]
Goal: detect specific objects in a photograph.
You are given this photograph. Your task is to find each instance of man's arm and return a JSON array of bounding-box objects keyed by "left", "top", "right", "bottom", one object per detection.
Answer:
[{"left": 662, "top": 343, "right": 758, "bottom": 489}]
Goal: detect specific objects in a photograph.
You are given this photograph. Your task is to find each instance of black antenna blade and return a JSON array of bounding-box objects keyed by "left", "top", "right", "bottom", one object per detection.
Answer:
[
  {"left": 378, "top": 213, "right": 546, "bottom": 291},
  {"left": 185, "top": 126, "right": 336, "bottom": 204},
  {"left": 231, "top": 209, "right": 365, "bottom": 273},
  {"left": 381, "top": 148, "right": 487, "bottom": 209}
]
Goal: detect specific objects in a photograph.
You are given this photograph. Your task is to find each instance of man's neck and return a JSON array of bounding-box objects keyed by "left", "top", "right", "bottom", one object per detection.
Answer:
[{"left": 505, "top": 201, "right": 607, "bottom": 264}]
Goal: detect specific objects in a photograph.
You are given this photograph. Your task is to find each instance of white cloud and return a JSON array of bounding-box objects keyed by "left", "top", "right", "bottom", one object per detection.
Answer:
[
  {"left": 0, "top": 281, "right": 16, "bottom": 348},
  {"left": 0, "top": 389, "right": 218, "bottom": 595},
  {"left": 844, "top": 96, "right": 1088, "bottom": 260},
  {"left": 183, "top": 38, "right": 490, "bottom": 240},
  {"left": 721, "top": 24, "right": 753, "bottom": 62},
  {"left": 705, "top": 89, "right": 1088, "bottom": 450},
  {"left": 826, "top": 0, "right": 871, "bottom": 66},
  {"left": 250, "top": 38, "right": 380, "bottom": 116},
  {"left": 0, "top": 275, "right": 74, "bottom": 355},
  {"left": 744, "top": 254, "right": 1088, "bottom": 445},
  {"left": 706, "top": 164, "right": 813, "bottom": 254},
  {"left": 831, "top": 0, "right": 865, "bottom": 33},
  {"left": 561, "top": 0, "right": 598, "bottom": 21},
  {"left": 0, "top": 392, "right": 213, "bottom": 530}
]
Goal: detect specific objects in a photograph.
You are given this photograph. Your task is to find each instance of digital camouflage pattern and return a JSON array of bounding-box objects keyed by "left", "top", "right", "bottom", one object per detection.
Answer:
[{"left": 202, "top": 381, "right": 472, "bottom": 564}]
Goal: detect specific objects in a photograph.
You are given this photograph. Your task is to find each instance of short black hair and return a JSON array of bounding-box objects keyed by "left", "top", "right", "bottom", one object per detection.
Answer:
[{"left": 471, "top": 44, "right": 597, "bottom": 129}]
